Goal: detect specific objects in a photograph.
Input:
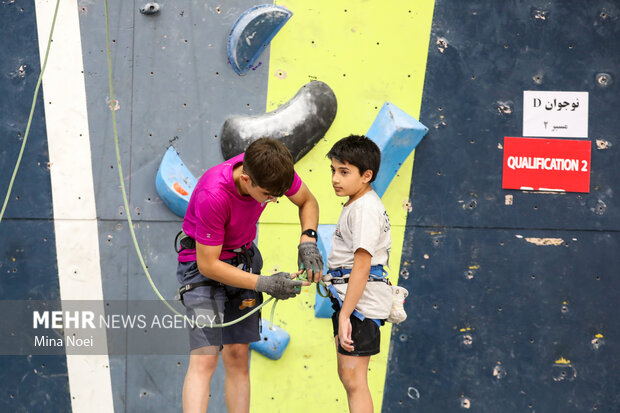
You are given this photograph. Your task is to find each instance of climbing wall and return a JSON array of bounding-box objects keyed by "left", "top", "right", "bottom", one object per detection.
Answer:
[
  {"left": 0, "top": 1, "right": 72, "bottom": 412},
  {"left": 384, "top": 1, "right": 620, "bottom": 411},
  {"left": 2, "top": 0, "right": 619, "bottom": 412}
]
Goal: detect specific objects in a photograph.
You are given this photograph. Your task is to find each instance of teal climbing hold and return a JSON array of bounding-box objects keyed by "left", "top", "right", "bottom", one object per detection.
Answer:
[
  {"left": 155, "top": 146, "right": 197, "bottom": 218},
  {"left": 367, "top": 102, "right": 429, "bottom": 198}
]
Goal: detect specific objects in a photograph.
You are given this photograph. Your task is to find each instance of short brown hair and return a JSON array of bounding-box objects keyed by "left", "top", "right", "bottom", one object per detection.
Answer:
[{"left": 243, "top": 138, "right": 295, "bottom": 197}]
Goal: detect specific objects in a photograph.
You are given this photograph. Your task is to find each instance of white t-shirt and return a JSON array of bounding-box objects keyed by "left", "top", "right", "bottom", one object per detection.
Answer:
[{"left": 327, "top": 190, "right": 393, "bottom": 319}]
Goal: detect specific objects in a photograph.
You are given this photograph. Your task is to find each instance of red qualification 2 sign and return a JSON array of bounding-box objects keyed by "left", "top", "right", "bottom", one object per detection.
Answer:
[{"left": 502, "top": 137, "right": 591, "bottom": 193}]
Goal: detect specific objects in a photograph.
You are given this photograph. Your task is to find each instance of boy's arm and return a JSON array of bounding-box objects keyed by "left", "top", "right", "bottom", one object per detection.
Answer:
[
  {"left": 195, "top": 242, "right": 307, "bottom": 299},
  {"left": 338, "top": 248, "right": 372, "bottom": 352},
  {"left": 196, "top": 242, "right": 259, "bottom": 289},
  {"left": 287, "top": 182, "right": 323, "bottom": 282},
  {"left": 340, "top": 248, "right": 372, "bottom": 316}
]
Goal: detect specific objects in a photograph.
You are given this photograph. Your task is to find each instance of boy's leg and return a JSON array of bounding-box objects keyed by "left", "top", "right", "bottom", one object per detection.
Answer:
[
  {"left": 176, "top": 261, "right": 227, "bottom": 412},
  {"left": 336, "top": 344, "right": 373, "bottom": 413},
  {"left": 219, "top": 243, "right": 263, "bottom": 413},
  {"left": 220, "top": 292, "right": 260, "bottom": 413},
  {"left": 183, "top": 347, "right": 220, "bottom": 413},
  {"left": 331, "top": 303, "right": 381, "bottom": 413},
  {"left": 221, "top": 343, "right": 251, "bottom": 413}
]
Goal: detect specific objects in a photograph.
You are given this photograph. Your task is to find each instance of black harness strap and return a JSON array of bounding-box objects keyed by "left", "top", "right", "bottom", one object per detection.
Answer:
[
  {"left": 175, "top": 230, "right": 196, "bottom": 253},
  {"left": 176, "top": 231, "right": 255, "bottom": 301},
  {"left": 175, "top": 231, "right": 252, "bottom": 268},
  {"left": 231, "top": 245, "right": 253, "bottom": 273},
  {"left": 178, "top": 280, "right": 218, "bottom": 302}
]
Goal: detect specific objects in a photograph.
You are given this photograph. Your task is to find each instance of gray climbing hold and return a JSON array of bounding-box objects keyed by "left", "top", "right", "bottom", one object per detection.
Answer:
[
  {"left": 220, "top": 81, "right": 337, "bottom": 162},
  {"left": 140, "top": 2, "right": 160, "bottom": 15}
]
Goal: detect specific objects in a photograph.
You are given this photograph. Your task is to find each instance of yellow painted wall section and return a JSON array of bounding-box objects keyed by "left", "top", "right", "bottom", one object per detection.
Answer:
[{"left": 252, "top": 1, "right": 435, "bottom": 412}]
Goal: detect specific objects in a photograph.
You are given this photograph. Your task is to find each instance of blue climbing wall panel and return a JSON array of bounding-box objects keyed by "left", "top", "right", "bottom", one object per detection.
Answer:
[
  {"left": 0, "top": 1, "right": 70, "bottom": 411},
  {"left": 384, "top": 1, "right": 620, "bottom": 411}
]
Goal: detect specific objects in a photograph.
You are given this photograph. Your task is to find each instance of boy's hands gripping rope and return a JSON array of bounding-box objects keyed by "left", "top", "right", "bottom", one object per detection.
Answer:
[
  {"left": 298, "top": 242, "right": 323, "bottom": 283},
  {"left": 255, "top": 272, "right": 309, "bottom": 300}
]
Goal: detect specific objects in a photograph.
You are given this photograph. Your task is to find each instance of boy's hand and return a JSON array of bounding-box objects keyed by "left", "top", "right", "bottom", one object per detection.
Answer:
[
  {"left": 298, "top": 242, "right": 323, "bottom": 283},
  {"left": 255, "top": 272, "right": 304, "bottom": 300},
  {"left": 292, "top": 270, "right": 312, "bottom": 286},
  {"left": 338, "top": 313, "right": 354, "bottom": 352}
]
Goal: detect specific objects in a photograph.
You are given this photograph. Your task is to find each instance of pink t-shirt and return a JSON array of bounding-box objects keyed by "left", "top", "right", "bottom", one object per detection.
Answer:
[{"left": 178, "top": 153, "right": 302, "bottom": 262}]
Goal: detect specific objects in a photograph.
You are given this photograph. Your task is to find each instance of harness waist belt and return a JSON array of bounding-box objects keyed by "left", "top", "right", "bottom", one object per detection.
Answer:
[
  {"left": 330, "top": 276, "right": 390, "bottom": 285},
  {"left": 178, "top": 280, "right": 219, "bottom": 301},
  {"left": 176, "top": 231, "right": 251, "bottom": 252},
  {"left": 327, "top": 265, "right": 386, "bottom": 278},
  {"left": 175, "top": 231, "right": 253, "bottom": 271}
]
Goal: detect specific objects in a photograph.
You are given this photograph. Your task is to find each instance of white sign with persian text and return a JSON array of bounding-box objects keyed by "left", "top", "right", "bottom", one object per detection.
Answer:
[{"left": 523, "top": 91, "right": 588, "bottom": 138}]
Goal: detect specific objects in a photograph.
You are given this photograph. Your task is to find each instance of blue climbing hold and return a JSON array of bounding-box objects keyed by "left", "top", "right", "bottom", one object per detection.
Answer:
[
  {"left": 315, "top": 225, "right": 336, "bottom": 319},
  {"left": 250, "top": 318, "right": 291, "bottom": 360},
  {"left": 367, "top": 102, "right": 429, "bottom": 198},
  {"left": 227, "top": 4, "right": 293, "bottom": 75},
  {"left": 155, "top": 146, "right": 197, "bottom": 218}
]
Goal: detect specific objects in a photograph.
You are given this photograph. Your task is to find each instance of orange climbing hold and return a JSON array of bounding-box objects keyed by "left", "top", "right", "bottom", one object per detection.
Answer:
[{"left": 173, "top": 182, "right": 188, "bottom": 196}]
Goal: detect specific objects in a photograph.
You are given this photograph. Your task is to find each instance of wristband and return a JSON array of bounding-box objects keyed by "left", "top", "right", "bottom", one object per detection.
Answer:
[{"left": 301, "top": 229, "right": 318, "bottom": 239}]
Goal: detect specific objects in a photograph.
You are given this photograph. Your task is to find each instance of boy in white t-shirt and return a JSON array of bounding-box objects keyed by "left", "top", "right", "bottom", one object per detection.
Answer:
[{"left": 325, "top": 135, "right": 393, "bottom": 413}]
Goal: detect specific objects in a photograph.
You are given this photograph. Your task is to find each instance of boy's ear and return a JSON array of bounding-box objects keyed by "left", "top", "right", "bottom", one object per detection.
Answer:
[
  {"left": 362, "top": 169, "right": 373, "bottom": 183},
  {"left": 240, "top": 173, "right": 251, "bottom": 184}
]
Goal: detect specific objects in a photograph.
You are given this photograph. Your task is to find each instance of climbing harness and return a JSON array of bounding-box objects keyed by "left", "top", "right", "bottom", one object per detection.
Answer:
[
  {"left": 324, "top": 265, "right": 409, "bottom": 325},
  {"left": 324, "top": 265, "right": 392, "bottom": 327},
  {"left": 175, "top": 235, "right": 258, "bottom": 304}
]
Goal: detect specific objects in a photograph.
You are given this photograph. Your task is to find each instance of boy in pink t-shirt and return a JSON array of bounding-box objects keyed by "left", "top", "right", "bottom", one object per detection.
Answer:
[{"left": 176, "top": 138, "right": 323, "bottom": 413}]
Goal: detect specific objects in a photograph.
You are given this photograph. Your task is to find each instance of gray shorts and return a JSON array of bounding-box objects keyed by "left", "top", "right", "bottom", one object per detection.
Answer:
[{"left": 176, "top": 244, "right": 263, "bottom": 351}]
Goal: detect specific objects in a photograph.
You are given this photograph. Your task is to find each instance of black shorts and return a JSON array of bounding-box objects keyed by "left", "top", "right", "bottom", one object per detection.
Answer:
[{"left": 331, "top": 298, "right": 381, "bottom": 356}]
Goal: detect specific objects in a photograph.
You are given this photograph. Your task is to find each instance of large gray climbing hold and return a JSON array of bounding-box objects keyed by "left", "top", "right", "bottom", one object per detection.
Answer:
[{"left": 220, "top": 81, "right": 337, "bottom": 162}]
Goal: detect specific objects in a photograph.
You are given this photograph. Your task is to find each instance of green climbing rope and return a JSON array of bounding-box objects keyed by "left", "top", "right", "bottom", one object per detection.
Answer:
[{"left": 0, "top": 0, "right": 61, "bottom": 225}]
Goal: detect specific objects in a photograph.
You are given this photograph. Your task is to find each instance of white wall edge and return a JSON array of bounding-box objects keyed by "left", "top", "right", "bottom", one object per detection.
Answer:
[{"left": 34, "top": 1, "right": 114, "bottom": 412}]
